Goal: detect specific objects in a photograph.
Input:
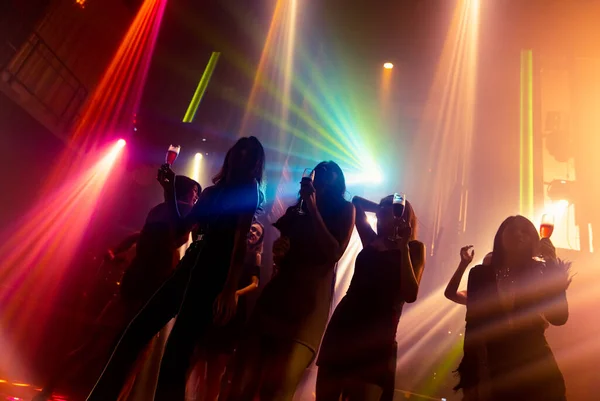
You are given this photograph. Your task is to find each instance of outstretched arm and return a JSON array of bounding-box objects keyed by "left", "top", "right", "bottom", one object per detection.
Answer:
[
  {"left": 444, "top": 246, "right": 474, "bottom": 305},
  {"left": 352, "top": 196, "right": 378, "bottom": 248},
  {"left": 158, "top": 166, "right": 198, "bottom": 237}
]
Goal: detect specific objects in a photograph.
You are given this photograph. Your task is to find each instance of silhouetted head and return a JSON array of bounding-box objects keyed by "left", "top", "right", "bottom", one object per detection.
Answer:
[
  {"left": 213, "top": 136, "right": 265, "bottom": 187},
  {"left": 312, "top": 161, "right": 346, "bottom": 201},
  {"left": 491, "top": 215, "right": 539, "bottom": 268},
  {"left": 169, "top": 176, "right": 200, "bottom": 205},
  {"left": 376, "top": 195, "right": 418, "bottom": 241}
]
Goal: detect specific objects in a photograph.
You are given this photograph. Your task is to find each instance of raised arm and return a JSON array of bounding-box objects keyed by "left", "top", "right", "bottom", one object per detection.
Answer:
[
  {"left": 352, "top": 196, "right": 378, "bottom": 247},
  {"left": 398, "top": 238, "right": 426, "bottom": 303},
  {"left": 444, "top": 245, "right": 474, "bottom": 305},
  {"left": 157, "top": 165, "right": 197, "bottom": 237}
]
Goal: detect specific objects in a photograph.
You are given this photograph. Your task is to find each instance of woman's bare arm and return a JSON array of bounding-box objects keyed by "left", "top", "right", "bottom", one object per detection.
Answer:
[
  {"left": 399, "top": 241, "right": 426, "bottom": 303},
  {"left": 352, "top": 196, "right": 378, "bottom": 248}
]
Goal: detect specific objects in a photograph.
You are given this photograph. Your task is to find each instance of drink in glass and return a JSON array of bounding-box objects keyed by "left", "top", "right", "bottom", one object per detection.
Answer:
[
  {"left": 166, "top": 144, "right": 181, "bottom": 166},
  {"left": 392, "top": 193, "right": 406, "bottom": 219},
  {"left": 296, "top": 168, "right": 315, "bottom": 215},
  {"left": 540, "top": 214, "right": 555, "bottom": 239}
]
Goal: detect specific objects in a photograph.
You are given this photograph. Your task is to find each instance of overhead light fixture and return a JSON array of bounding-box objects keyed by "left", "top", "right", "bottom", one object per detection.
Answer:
[{"left": 547, "top": 179, "right": 575, "bottom": 203}]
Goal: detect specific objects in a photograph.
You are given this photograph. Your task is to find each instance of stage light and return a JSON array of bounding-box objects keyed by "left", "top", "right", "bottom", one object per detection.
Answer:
[
  {"left": 192, "top": 152, "right": 203, "bottom": 183},
  {"left": 383, "top": 62, "right": 394, "bottom": 69},
  {"left": 116, "top": 138, "right": 126, "bottom": 148}
]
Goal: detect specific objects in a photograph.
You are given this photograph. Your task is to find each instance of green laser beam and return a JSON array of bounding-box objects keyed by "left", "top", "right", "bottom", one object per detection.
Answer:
[
  {"left": 183, "top": 51, "right": 220, "bottom": 123},
  {"left": 520, "top": 49, "right": 534, "bottom": 217}
]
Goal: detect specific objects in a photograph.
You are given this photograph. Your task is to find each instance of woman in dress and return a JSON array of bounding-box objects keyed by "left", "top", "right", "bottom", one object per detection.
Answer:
[
  {"left": 86, "top": 136, "right": 265, "bottom": 401},
  {"left": 315, "top": 195, "right": 425, "bottom": 401},
  {"left": 226, "top": 160, "right": 355, "bottom": 401},
  {"left": 455, "top": 215, "right": 570, "bottom": 401},
  {"left": 190, "top": 221, "right": 264, "bottom": 401}
]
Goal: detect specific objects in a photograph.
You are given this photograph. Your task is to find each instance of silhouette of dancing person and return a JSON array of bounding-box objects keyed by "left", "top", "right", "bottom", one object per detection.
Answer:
[
  {"left": 226, "top": 161, "right": 355, "bottom": 401},
  {"left": 455, "top": 215, "right": 571, "bottom": 401},
  {"left": 316, "top": 195, "right": 425, "bottom": 401},
  {"left": 85, "top": 136, "right": 265, "bottom": 401},
  {"left": 33, "top": 175, "right": 200, "bottom": 401}
]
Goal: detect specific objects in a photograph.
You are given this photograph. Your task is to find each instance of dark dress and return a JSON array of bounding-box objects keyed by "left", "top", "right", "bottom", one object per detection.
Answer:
[
  {"left": 120, "top": 201, "right": 193, "bottom": 303},
  {"left": 86, "top": 180, "right": 260, "bottom": 401},
  {"left": 317, "top": 246, "right": 405, "bottom": 400},
  {"left": 202, "top": 252, "right": 261, "bottom": 354},
  {"left": 226, "top": 201, "right": 352, "bottom": 401},
  {"left": 456, "top": 261, "right": 567, "bottom": 401},
  {"left": 254, "top": 202, "right": 351, "bottom": 354}
]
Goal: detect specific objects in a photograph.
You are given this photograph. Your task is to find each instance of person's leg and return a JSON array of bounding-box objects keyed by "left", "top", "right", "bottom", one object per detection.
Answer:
[
  {"left": 315, "top": 367, "right": 344, "bottom": 401},
  {"left": 205, "top": 351, "right": 230, "bottom": 401},
  {"left": 189, "top": 348, "right": 207, "bottom": 401},
  {"left": 155, "top": 282, "right": 217, "bottom": 401},
  {"left": 86, "top": 267, "right": 188, "bottom": 401},
  {"left": 260, "top": 339, "right": 314, "bottom": 401},
  {"left": 224, "top": 332, "right": 265, "bottom": 401}
]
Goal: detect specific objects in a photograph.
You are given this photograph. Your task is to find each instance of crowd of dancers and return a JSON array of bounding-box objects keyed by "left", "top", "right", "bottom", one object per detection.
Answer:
[{"left": 34, "top": 136, "right": 572, "bottom": 401}]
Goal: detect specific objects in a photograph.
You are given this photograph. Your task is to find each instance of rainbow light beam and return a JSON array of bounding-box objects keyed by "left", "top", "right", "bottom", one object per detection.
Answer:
[{"left": 183, "top": 51, "right": 221, "bottom": 123}]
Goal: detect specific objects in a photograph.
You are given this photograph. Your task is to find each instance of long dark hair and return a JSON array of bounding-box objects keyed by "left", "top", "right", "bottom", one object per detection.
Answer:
[
  {"left": 490, "top": 215, "right": 539, "bottom": 268},
  {"left": 314, "top": 160, "right": 346, "bottom": 201},
  {"left": 213, "top": 136, "right": 266, "bottom": 212},
  {"left": 295, "top": 160, "right": 346, "bottom": 212},
  {"left": 213, "top": 136, "right": 266, "bottom": 189}
]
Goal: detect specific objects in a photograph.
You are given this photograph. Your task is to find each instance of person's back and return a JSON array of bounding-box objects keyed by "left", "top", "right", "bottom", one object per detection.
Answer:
[{"left": 121, "top": 201, "right": 193, "bottom": 302}]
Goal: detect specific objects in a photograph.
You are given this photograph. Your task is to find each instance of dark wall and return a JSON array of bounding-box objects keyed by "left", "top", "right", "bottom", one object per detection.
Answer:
[{"left": 0, "top": 90, "right": 66, "bottom": 228}]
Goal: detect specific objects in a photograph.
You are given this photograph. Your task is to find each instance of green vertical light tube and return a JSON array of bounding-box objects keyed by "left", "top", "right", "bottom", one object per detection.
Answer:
[
  {"left": 182, "top": 52, "right": 220, "bottom": 123},
  {"left": 520, "top": 50, "right": 534, "bottom": 217}
]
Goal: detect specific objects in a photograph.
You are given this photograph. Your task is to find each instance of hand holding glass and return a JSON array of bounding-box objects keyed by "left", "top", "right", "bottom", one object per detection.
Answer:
[
  {"left": 296, "top": 168, "right": 315, "bottom": 215},
  {"left": 389, "top": 193, "right": 407, "bottom": 241},
  {"left": 540, "top": 214, "right": 555, "bottom": 239},
  {"left": 166, "top": 144, "right": 181, "bottom": 166}
]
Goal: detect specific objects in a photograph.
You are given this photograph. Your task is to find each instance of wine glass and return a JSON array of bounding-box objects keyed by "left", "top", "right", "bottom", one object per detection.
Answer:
[
  {"left": 166, "top": 144, "right": 181, "bottom": 166},
  {"left": 540, "top": 214, "right": 555, "bottom": 239},
  {"left": 296, "top": 168, "right": 315, "bottom": 215}
]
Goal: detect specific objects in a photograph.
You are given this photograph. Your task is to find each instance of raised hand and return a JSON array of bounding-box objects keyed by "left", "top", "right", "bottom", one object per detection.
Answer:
[{"left": 460, "top": 245, "right": 475, "bottom": 265}]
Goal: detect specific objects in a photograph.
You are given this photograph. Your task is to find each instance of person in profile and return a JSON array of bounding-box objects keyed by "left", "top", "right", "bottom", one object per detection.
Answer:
[
  {"left": 455, "top": 216, "right": 571, "bottom": 401},
  {"left": 34, "top": 175, "right": 200, "bottom": 401},
  {"left": 316, "top": 195, "right": 425, "bottom": 401}
]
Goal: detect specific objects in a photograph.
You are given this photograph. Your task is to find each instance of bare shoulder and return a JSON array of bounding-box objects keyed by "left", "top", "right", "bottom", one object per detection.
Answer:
[{"left": 408, "top": 240, "right": 426, "bottom": 253}]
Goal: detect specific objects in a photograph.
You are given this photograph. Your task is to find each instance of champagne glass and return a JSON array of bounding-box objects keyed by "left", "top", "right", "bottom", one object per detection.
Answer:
[
  {"left": 296, "top": 168, "right": 315, "bottom": 215},
  {"left": 166, "top": 144, "right": 181, "bottom": 166},
  {"left": 389, "top": 193, "right": 406, "bottom": 241},
  {"left": 540, "top": 214, "right": 555, "bottom": 239}
]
